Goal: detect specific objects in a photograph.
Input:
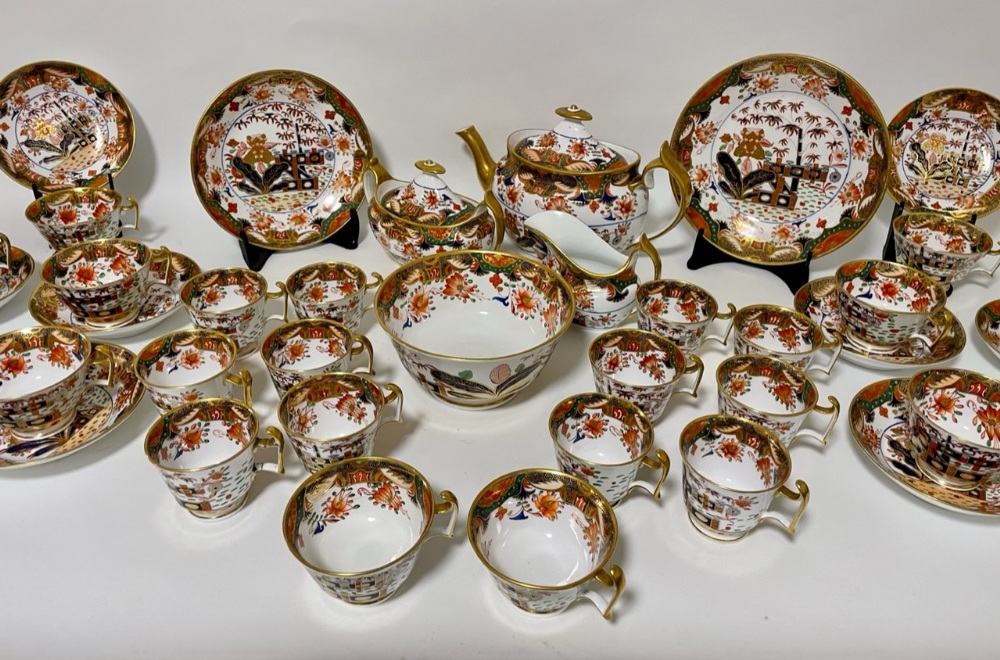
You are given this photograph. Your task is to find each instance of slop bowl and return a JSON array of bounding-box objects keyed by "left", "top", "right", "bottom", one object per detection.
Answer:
[{"left": 374, "top": 250, "right": 575, "bottom": 409}]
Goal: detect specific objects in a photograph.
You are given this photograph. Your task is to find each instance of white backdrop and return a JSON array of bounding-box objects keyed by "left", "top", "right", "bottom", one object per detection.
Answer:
[{"left": 0, "top": 1, "right": 998, "bottom": 658}]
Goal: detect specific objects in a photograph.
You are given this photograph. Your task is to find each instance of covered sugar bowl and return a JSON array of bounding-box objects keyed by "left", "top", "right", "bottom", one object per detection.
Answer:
[{"left": 364, "top": 158, "right": 502, "bottom": 263}]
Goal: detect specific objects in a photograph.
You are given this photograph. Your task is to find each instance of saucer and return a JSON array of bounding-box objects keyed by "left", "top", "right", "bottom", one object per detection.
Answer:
[
  {"left": 28, "top": 250, "right": 200, "bottom": 339},
  {"left": 0, "top": 342, "right": 144, "bottom": 469},
  {"left": 848, "top": 378, "right": 999, "bottom": 516},
  {"left": 793, "top": 276, "right": 964, "bottom": 370},
  {"left": 974, "top": 299, "right": 1000, "bottom": 359},
  {"left": 0, "top": 244, "right": 35, "bottom": 313},
  {"left": 30, "top": 282, "right": 180, "bottom": 339}
]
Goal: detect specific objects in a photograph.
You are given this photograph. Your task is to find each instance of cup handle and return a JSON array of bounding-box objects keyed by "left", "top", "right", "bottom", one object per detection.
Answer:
[
  {"left": 634, "top": 141, "right": 691, "bottom": 242},
  {"left": 808, "top": 335, "right": 843, "bottom": 375},
  {"left": 482, "top": 191, "right": 506, "bottom": 250},
  {"left": 675, "top": 354, "right": 704, "bottom": 399},
  {"left": 360, "top": 272, "right": 385, "bottom": 320},
  {"left": 274, "top": 281, "right": 290, "bottom": 322},
  {"left": 224, "top": 369, "right": 253, "bottom": 407},
  {"left": 706, "top": 302, "right": 738, "bottom": 346},
  {"left": 967, "top": 252, "right": 1000, "bottom": 280},
  {"left": 381, "top": 382, "right": 404, "bottom": 425},
  {"left": 758, "top": 479, "right": 810, "bottom": 536},
  {"left": 788, "top": 396, "right": 840, "bottom": 448},
  {"left": 149, "top": 246, "right": 173, "bottom": 286},
  {"left": 120, "top": 196, "right": 140, "bottom": 232},
  {"left": 350, "top": 334, "right": 375, "bottom": 375},
  {"left": 89, "top": 343, "right": 118, "bottom": 388},
  {"left": 574, "top": 565, "right": 626, "bottom": 620},
  {"left": 423, "top": 490, "right": 459, "bottom": 543},
  {"left": 254, "top": 426, "right": 285, "bottom": 475},
  {"left": 623, "top": 448, "right": 670, "bottom": 503}
]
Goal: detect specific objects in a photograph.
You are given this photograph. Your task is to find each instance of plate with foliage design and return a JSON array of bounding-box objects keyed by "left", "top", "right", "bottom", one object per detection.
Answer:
[{"left": 670, "top": 53, "right": 889, "bottom": 264}]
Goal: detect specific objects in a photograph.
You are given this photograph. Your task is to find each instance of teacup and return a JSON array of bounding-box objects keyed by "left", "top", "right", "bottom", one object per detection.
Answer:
[
  {"left": 0, "top": 233, "right": 35, "bottom": 312},
  {"left": 716, "top": 354, "right": 840, "bottom": 448},
  {"left": 40, "top": 238, "right": 167, "bottom": 328},
  {"left": 467, "top": 468, "right": 625, "bottom": 619},
  {"left": 278, "top": 373, "right": 403, "bottom": 474},
  {"left": 260, "top": 318, "right": 374, "bottom": 398},
  {"left": 906, "top": 368, "right": 1000, "bottom": 491},
  {"left": 548, "top": 392, "right": 669, "bottom": 506},
  {"left": 679, "top": 415, "right": 810, "bottom": 541},
  {"left": 144, "top": 397, "right": 285, "bottom": 520},
  {"left": 589, "top": 328, "right": 703, "bottom": 422},
  {"left": 282, "top": 456, "right": 458, "bottom": 605},
  {"left": 0, "top": 326, "right": 112, "bottom": 439},
  {"left": 635, "top": 279, "right": 735, "bottom": 356},
  {"left": 25, "top": 186, "right": 140, "bottom": 250},
  {"left": 284, "top": 262, "right": 383, "bottom": 332},
  {"left": 180, "top": 267, "right": 285, "bottom": 357},
  {"left": 731, "top": 304, "right": 842, "bottom": 374},
  {"left": 894, "top": 211, "right": 1000, "bottom": 284},
  {"left": 835, "top": 259, "right": 946, "bottom": 353},
  {"left": 133, "top": 328, "right": 252, "bottom": 415}
]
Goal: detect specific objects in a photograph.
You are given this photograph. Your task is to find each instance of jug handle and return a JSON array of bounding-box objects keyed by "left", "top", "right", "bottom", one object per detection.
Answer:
[
  {"left": 483, "top": 190, "right": 506, "bottom": 250},
  {"left": 633, "top": 141, "right": 692, "bottom": 242}
]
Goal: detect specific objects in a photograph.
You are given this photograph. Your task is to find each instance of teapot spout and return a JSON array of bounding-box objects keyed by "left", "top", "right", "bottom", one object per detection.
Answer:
[{"left": 456, "top": 125, "right": 496, "bottom": 193}]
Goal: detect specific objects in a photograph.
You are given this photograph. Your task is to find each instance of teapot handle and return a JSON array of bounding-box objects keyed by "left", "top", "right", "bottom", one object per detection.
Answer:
[{"left": 633, "top": 141, "right": 692, "bottom": 242}]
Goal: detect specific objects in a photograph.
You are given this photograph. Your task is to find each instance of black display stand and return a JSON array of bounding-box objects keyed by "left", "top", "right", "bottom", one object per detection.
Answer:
[
  {"left": 686, "top": 228, "right": 812, "bottom": 294},
  {"left": 237, "top": 208, "right": 361, "bottom": 271}
]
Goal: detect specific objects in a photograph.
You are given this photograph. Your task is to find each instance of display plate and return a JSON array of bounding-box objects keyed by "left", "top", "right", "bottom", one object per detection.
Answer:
[
  {"left": 0, "top": 61, "right": 134, "bottom": 191},
  {"left": 191, "top": 69, "right": 372, "bottom": 250},
  {"left": 849, "top": 378, "right": 999, "bottom": 516},
  {"left": 887, "top": 88, "right": 1000, "bottom": 219},
  {"left": 0, "top": 342, "right": 144, "bottom": 469},
  {"left": 671, "top": 54, "right": 888, "bottom": 264}
]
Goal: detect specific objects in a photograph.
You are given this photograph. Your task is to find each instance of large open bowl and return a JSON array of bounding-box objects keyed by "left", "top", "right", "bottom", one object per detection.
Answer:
[{"left": 374, "top": 250, "right": 575, "bottom": 409}]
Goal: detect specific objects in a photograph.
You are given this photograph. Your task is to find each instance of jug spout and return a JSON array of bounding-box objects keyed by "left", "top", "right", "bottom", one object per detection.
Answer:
[{"left": 456, "top": 125, "right": 496, "bottom": 193}]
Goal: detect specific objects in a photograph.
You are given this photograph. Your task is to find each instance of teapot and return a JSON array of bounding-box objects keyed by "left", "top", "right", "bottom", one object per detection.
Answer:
[
  {"left": 458, "top": 105, "right": 691, "bottom": 256},
  {"left": 524, "top": 210, "right": 661, "bottom": 329},
  {"left": 364, "top": 158, "right": 503, "bottom": 263}
]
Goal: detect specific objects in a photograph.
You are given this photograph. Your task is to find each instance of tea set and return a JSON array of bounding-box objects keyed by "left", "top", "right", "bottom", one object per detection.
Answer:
[{"left": 1, "top": 52, "right": 999, "bottom": 621}]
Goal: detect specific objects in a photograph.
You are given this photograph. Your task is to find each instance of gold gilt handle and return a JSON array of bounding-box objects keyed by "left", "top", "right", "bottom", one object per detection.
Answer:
[
  {"left": 706, "top": 302, "right": 738, "bottom": 347},
  {"left": 350, "top": 334, "right": 375, "bottom": 375},
  {"left": 789, "top": 396, "right": 840, "bottom": 448},
  {"left": 623, "top": 447, "right": 670, "bottom": 503},
  {"left": 632, "top": 140, "right": 692, "bottom": 241},
  {"left": 760, "top": 479, "right": 810, "bottom": 536},
  {"left": 224, "top": 369, "right": 254, "bottom": 407},
  {"left": 576, "top": 565, "right": 626, "bottom": 620},
  {"left": 120, "top": 196, "right": 141, "bottom": 232},
  {"left": 255, "top": 426, "right": 285, "bottom": 475}
]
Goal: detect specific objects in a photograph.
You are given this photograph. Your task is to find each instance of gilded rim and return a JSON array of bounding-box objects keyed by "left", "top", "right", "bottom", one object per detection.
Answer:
[
  {"left": 466, "top": 467, "right": 618, "bottom": 591},
  {"left": 975, "top": 299, "right": 1000, "bottom": 358},
  {"left": 40, "top": 237, "right": 152, "bottom": 294},
  {"left": 180, "top": 267, "right": 269, "bottom": 314},
  {"left": 374, "top": 250, "right": 575, "bottom": 363},
  {"left": 133, "top": 327, "right": 239, "bottom": 392},
  {"left": 0, "top": 60, "right": 135, "bottom": 191},
  {"left": 260, "top": 317, "right": 355, "bottom": 373},
  {"left": 286, "top": 261, "right": 368, "bottom": 304},
  {"left": 635, "top": 278, "right": 719, "bottom": 326},
  {"left": 189, "top": 69, "right": 373, "bottom": 251},
  {"left": 548, "top": 392, "right": 655, "bottom": 468},
  {"left": 893, "top": 210, "right": 994, "bottom": 257},
  {"left": 906, "top": 368, "right": 1000, "bottom": 458},
  {"left": 283, "top": 456, "right": 442, "bottom": 578},
  {"left": 277, "top": 371, "right": 391, "bottom": 443},
  {"left": 733, "top": 304, "right": 826, "bottom": 357},
  {"left": 0, "top": 325, "right": 92, "bottom": 403},
  {"left": 143, "top": 397, "right": 262, "bottom": 473},
  {"left": 589, "top": 328, "right": 689, "bottom": 390},
  {"left": 716, "top": 354, "right": 820, "bottom": 419},
  {"left": 669, "top": 52, "right": 889, "bottom": 265},
  {"left": 679, "top": 414, "right": 791, "bottom": 494},
  {"left": 887, "top": 87, "right": 1000, "bottom": 218},
  {"left": 835, "top": 259, "right": 947, "bottom": 319},
  {"left": 505, "top": 129, "right": 640, "bottom": 177}
]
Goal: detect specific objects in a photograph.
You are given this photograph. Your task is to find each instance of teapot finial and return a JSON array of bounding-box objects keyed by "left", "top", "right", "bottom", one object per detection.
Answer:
[
  {"left": 415, "top": 160, "right": 446, "bottom": 175},
  {"left": 556, "top": 105, "right": 593, "bottom": 122}
]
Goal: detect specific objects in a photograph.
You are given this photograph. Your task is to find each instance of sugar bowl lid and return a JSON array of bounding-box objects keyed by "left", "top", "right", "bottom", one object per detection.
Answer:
[
  {"left": 512, "top": 106, "right": 631, "bottom": 173},
  {"left": 380, "top": 160, "right": 477, "bottom": 226}
]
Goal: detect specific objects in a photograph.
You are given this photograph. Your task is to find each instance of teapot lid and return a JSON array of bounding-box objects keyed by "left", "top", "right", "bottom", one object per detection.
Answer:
[
  {"left": 381, "top": 160, "right": 477, "bottom": 226},
  {"left": 512, "top": 106, "right": 630, "bottom": 173}
]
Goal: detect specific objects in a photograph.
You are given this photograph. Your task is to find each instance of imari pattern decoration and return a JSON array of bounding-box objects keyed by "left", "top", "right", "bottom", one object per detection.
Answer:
[
  {"left": 849, "top": 378, "right": 1000, "bottom": 515},
  {"left": 0, "top": 61, "right": 134, "bottom": 191},
  {"left": 191, "top": 70, "right": 372, "bottom": 250},
  {"left": 888, "top": 89, "right": 1000, "bottom": 219},
  {"left": 671, "top": 54, "right": 888, "bottom": 264}
]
